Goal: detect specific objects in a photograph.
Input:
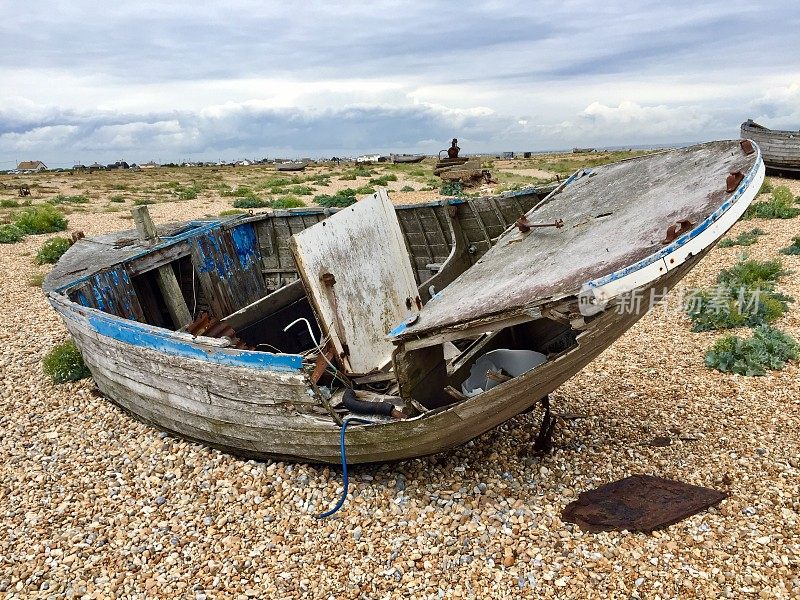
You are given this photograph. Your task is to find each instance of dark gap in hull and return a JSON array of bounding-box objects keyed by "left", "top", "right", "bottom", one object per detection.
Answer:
[
  {"left": 237, "top": 297, "right": 321, "bottom": 355},
  {"left": 172, "top": 255, "right": 210, "bottom": 319},
  {"left": 131, "top": 270, "right": 175, "bottom": 329},
  {"left": 448, "top": 317, "right": 578, "bottom": 390}
]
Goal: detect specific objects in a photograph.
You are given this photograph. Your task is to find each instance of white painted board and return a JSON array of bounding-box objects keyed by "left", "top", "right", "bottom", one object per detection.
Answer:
[{"left": 291, "top": 191, "right": 420, "bottom": 373}]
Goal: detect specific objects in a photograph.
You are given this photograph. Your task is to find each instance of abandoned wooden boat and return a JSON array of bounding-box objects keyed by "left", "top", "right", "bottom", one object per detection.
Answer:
[
  {"left": 741, "top": 119, "right": 800, "bottom": 174},
  {"left": 45, "top": 141, "right": 764, "bottom": 464},
  {"left": 391, "top": 153, "right": 426, "bottom": 164},
  {"left": 276, "top": 161, "right": 306, "bottom": 172}
]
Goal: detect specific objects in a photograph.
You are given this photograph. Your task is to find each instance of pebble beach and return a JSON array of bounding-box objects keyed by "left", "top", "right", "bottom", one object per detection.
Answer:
[{"left": 1, "top": 171, "right": 799, "bottom": 599}]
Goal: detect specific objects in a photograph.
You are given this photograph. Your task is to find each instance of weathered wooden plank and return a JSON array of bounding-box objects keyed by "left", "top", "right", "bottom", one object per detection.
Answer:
[
  {"left": 221, "top": 279, "right": 305, "bottom": 331},
  {"left": 291, "top": 191, "right": 420, "bottom": 374}
]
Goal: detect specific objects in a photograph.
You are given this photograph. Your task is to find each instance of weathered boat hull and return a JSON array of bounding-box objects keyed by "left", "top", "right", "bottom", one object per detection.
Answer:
[
  {"left": 276, "top": 162, "right": 306, "bottom": 172},
  {"left": 391, "top": 154, "right": 426, "bottom": 164},
  {"left": 45, "top": 144, "right": 764, "bottom": 464},
  {"left": 741, "top": 120, "right": 800, "bottom": 174},
  {"left": 51, "top": 252, "right": 700, "bottom": 464}
]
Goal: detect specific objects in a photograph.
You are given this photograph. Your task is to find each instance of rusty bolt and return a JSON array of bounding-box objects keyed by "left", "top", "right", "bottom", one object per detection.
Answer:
[
  {"left": 321, "top": 272, "right": 336, "bottom": 287},
  {"left": 726, "top": 171, "right": 744, "bottom": 193},
  {"left": 516, "top": 216, "right": 531, "bottom": 233},
  {"left": 740, "top": 139, "right": 755, "bottom": 155}
]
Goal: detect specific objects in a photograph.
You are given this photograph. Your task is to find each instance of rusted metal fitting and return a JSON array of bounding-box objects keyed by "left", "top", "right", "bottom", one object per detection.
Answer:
[
  {"left": 662, "top": 219, "right": 694, "bottom": 244},
  {"left": 740, "top": 139, "right": 755, "bottom": 155},
  {"left": 726, "top": 171, "right": 744, "bottom": 193},
  {"left": 321, "top": 272, "right": 336, "bottom": 287},
  {"left": 516, "top": 216, "right": 565, "bottom": 233}
]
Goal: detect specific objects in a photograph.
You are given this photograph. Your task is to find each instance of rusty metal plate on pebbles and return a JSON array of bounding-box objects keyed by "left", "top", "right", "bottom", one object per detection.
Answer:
[{"left": 562, "top": 475, "right": 726, "bottom": 532}]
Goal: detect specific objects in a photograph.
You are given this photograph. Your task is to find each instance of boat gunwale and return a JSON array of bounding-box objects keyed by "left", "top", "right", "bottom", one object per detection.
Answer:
[
  {"left": 46, "top": 184, "right": 556, "bottom": 296},
  {"left": 48, "top": 291, "right": 306, "bottom": 372}
]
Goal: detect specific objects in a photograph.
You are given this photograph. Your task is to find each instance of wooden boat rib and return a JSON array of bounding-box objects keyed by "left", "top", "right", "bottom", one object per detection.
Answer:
[
  {"left": 741, "top": 119, "right": 800, "bottom": 174},
  {"left": 45, "top": 142, "right": 764, "bottom": 464}
]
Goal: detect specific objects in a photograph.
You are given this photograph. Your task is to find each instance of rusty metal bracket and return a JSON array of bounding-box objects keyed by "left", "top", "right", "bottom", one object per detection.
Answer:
[
  {"left": 516, "top": 216, "right": 564, "bottom": 233},
  {"left": 740, "top": 139, "right": 755, "bottom": 155},
  {"left": 661, "top": 219, "right": 694, "bottom": 244},
  {"left": 726, "top": 170, "right": 744, "bottom": 193}
]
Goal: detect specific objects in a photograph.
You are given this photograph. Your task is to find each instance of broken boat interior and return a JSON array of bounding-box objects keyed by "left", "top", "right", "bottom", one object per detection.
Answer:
[{"left": 46, "top": 186, "right": 568, "bottom": 422}]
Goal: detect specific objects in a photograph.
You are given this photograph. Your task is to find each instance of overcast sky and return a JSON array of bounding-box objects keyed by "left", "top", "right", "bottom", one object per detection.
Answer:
[{"left": 1, "top": 1, "right": 798, "bottom": 167}]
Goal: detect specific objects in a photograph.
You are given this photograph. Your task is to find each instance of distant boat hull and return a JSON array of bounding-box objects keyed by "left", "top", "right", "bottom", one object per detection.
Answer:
[
  {"left": 741, "top": 120, "right": 800, "bottom": 174},
  {"left": 391, "top": 154, "right": 426, "bottom": 164},
  {"left": 276, "top": 162, "right": 306, "bottom": 172}
]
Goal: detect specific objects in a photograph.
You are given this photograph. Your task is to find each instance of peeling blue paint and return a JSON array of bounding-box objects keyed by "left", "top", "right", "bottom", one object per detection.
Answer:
[
  {"left": 87, "top": 312, "right": 303, "bottom": 371},
  {"left": 230, "top": 224, "right": 258, "bottom": 270}
]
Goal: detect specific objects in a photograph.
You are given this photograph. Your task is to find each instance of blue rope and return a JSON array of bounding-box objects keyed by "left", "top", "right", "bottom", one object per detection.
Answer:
[{"left": 316, "top": 416, "right": 373, "bottom": 519}]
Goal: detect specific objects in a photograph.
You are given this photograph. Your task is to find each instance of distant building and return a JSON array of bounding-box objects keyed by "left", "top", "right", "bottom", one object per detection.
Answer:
[
  {"left": 17, "top": 160, "right": 47, "bottom": 172},
  {"left": 140, "top": 161, "right": 158, "bottom": 169},
  {"left": 72, "top": 164, "right": 87, "bottom": 172},
  {"left": 107, "top": 161, "right": 130, "bottom": 170},
  {"left": 88, "top": 162, "right": 105, "bottom": 172}
]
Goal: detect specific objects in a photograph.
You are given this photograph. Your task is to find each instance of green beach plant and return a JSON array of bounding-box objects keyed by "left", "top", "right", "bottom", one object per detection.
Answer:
[
  {"left": 705, "top": 326, "right": 799, "bottom": 376},
  {"left": 14, "top": 205, "right": 68, "bottom": 234},
  {"left": 36, "top": 237, "right": 71, "bottom": 264},
  {"left": 43, "top": 340, "right": 91, "bottom": 383}
]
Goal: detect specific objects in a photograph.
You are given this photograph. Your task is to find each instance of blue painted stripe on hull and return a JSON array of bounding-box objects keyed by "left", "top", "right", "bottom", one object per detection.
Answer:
[{"left": 71, "top": 309, "right": 304, "bottom": 372}]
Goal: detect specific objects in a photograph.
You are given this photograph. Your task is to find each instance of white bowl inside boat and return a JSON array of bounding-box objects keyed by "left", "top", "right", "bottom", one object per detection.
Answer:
[{"left": 461, "top": 349, "right": 547, "bottom": 397}]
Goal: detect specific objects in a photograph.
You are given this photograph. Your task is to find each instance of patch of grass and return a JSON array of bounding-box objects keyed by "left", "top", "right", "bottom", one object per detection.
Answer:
[
  {"left": 178, "top": 187, "right": 198, "bottom": 200},
  {"left": 440, "top": 181, "right": 464, "bottom": 196},
  {"left": 232, "top": 186, "right": 255, "bottom": 197},
  {"left": 14, "top": 205, "right": 68, "bottom": 234},
  {"left": 355, "top": 185, "right": 376, "bottom": 195},
  {"left": 288, "top": 185, "right": 314, "bottom": 196},
  {"left": 718, "top": 257, "right": 788, "bottom": 288},
  {"left": 369, "top": 174, "right": 398, "bottom": 186},
  {"left": 232, "top": 197, "right": 268, "bottom": 209},
  {"left": 29, "top": 272, "right": 45, "bottom": 287},
  {"left": 521, "top": 149, "right": 652, "bottom": 176},
  {"left": 270, "top": 196, "right": 305, "bottom": 209},
  {"left": 110, "top": 183, "right": 129, "bottom": 191},
  {"left": 219, "top": 209, "right": 246, "bottom": 216},
  {"left": 133, "top": 198, "right": 156, "bottom": 206},
  {"left": 36, "top": 236, "right": 71, "bottom": 264},
  {"left": 304, "top": 174, "right": 331, "bottom": 186},
  {"left": 743, "top": 186, "right": 800, "bottom": 220},
  {"left": 718, "top": 228, "right": 765, "bottom": 248},
  {"left": 0, "top": 199, "right": 20, "bottom": 208},
  {"left": 43, "top": 340, "right": 91, "bottom": 384},
  {"left": 780, "top": 235, "right": 800, "bottom": 255},
  {"left": 400, "top": 185, "right": 414, "bottom": 192},
  {"left": 315, "top": 188, "right": 358, "bottom": 208},
  {"left": 339, "top": 167, "right": 375, "bottom": 180},
  {"left": 109, "top": 195, "right": 126, "bottom": 203},
  {"left": 0, "top": 224, "right": 25, "bottom": 243},
  {"left": 47, "top": 194, "right": 89, "bottom": 205},
  {"left": 758, "top": 178, "right": 773, "bottom": 196},
  {"left": 705, "top": 325, "right": 799, "bottom": 376},
  {"left": 686, "top": 257, "right": 792, "bottom": 332}
]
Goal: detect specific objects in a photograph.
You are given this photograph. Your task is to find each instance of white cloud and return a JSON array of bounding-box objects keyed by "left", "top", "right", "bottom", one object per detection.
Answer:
[{"left": 0, "top": 1, "right": 798, "bottom": 164}]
